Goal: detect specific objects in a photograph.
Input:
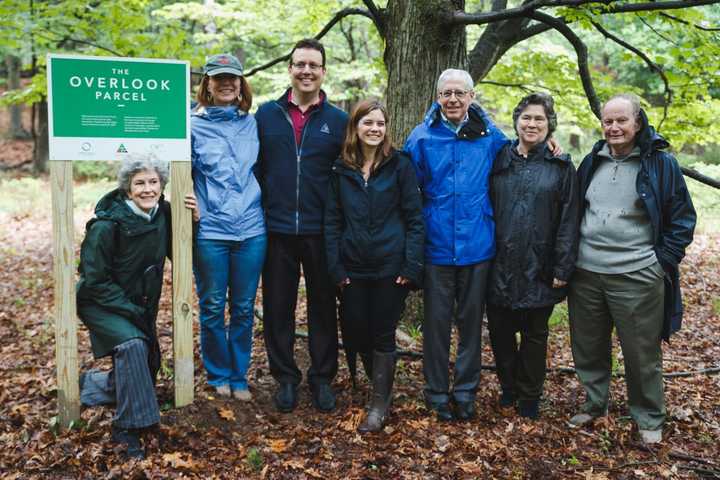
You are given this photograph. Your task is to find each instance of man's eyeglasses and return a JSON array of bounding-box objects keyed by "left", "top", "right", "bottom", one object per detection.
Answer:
[
  {"left": 439, "top": 89, "right": 470, "bottom": 99},
  {"left": 291, "top": 62, "right": 323, "bottom": 72}
]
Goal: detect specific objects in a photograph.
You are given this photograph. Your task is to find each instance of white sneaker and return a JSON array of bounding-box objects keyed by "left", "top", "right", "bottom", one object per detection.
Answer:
[
  {"left": 568, "top": 412, "right": 596, "bottom": 428},
  {"left": 215, "top": 385, "right": 231, "bottom": 397},
  {"left": 233, "top": 389, "right": 252, "bottom": 401},
  {"left": 639, "top": 429, "right": 662, "bottom": 444}
]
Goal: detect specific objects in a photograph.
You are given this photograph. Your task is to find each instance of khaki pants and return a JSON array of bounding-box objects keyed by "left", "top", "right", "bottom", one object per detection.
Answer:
[{"left": 568, "top": 263, "right": 665, "bottom": 430}]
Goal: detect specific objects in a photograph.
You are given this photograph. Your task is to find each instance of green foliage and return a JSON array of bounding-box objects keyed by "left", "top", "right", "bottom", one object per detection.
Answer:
[
  {"left": 246, "top": 447, "right": 263, "bottom": 471},
  {"left": 72, "top": 161, "right": 118, "bottom": 182},
  {"left": 0, "top": 176, "right": 114, "bottom": 217},
  {"left": 712, "top": 297, "right": 720, "bottom": 317},
  {"left": 548, "top": 303, "right": 569, "bottom": 329},
  {"left": 154, "top": 0, "right": 386, "bottom": 107}
]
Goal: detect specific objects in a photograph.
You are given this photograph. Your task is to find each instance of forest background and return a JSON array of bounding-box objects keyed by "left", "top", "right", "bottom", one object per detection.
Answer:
[{"left": 1, "top": 0, "right": 719, "bottom": 478}]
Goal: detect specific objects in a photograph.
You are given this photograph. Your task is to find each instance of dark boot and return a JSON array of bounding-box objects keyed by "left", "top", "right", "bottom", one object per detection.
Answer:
[
  {"left": 111, "top": 425, "right": 145, "bottom": 459},
  {"left": 518, "top": 399, "right": 540, "bottom": 419},
  {"left": 358, "top": 351, "right": 395, "bottom": 433}
]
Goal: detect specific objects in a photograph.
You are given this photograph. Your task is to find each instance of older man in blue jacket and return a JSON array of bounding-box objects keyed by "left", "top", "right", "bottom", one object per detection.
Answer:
[{"left": 405, "top": 69, "right": 508, "bottom": 421}]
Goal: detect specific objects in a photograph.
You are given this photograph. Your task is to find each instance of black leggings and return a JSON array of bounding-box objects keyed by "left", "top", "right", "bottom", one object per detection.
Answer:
[{"left": 340, "top": 277, "right": 409, "bottom": 353}]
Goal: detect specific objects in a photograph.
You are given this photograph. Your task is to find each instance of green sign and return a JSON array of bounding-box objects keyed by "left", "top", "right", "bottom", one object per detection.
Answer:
[{"left": 48, "top": 54, "right": 190, "bottom": 161}]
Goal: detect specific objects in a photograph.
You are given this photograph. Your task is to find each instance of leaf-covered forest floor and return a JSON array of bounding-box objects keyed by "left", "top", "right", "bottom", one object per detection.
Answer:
[{"left": 1, "top": 170, "right": 719, "bottom": 479}]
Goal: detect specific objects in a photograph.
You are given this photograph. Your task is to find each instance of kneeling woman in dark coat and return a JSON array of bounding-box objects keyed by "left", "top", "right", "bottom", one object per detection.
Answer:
[
  {"left": 77, "top": 156, "right": 196, "bottom": 458},
  {"left": 487, "top": 92, "right": 579, "bottom": 418},
  {"left": 325, "top": 100, "right": 424, "bottom": 432}
]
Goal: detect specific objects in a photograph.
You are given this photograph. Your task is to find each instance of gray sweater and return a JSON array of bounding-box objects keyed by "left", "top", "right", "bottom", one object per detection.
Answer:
[{"left": 577, "top": 144, "right": 657, "bottom": 274}]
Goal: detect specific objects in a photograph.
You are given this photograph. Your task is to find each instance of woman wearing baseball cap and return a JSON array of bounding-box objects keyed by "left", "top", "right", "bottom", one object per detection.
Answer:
[{"left": 191, "top": 53, "right": 266, "bottom": 402}]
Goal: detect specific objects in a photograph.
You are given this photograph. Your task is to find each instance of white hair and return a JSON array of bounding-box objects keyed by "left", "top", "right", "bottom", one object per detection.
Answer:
[
  {"left": 117, "top": 154, "right": 169, "bottom": 193},
  {"left": 436, "top": 69, "right": 474, "bottom": 93}
]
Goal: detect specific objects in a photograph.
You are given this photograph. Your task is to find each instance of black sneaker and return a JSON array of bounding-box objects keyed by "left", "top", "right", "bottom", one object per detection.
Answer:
[
  {"left": 518, "top": 399, "right": 540, "bottom": 419},
  {"left": 454, "top": 400, "right": 477, "bottom": 421},
  {"left": 426, "top": 400, "right": 454, "bottom": 422},
  {"left": 499, "top": 391, "right": 516, "bottom": 407},
  {"left": 111, "top": 425, "right": 144, "bottom": 459},
  {"left": 273, "top": 383, "right": 298, "bottom": 413},
  {"left": 311, "top": 383, "right": 336, "bottom": 413}
]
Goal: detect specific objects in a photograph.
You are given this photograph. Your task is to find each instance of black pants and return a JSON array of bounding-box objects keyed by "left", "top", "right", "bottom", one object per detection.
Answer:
[
  {"left": 340, "top": 277, "right": 409, "bottom": 354},
  {"left": 262, "top": 233, "right": 338, "bottom": 386},
  {"left": 423, "top": 262, "right": 490, "bottom": 404},
  {"left": 486, "top": 304, "right": 553, "bottom": 401}
]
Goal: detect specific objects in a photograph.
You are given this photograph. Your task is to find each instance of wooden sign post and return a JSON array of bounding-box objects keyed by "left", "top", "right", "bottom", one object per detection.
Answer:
[{"left": 47, "top": 54, "right": 193, "bottom": 428}]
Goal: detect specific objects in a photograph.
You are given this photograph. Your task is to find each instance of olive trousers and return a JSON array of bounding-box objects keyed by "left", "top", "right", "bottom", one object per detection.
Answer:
[{"left": 568, "top": 263, "right": 666, "bottom": 430}]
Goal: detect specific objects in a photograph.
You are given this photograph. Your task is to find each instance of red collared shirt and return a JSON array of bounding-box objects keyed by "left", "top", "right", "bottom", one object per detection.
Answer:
[{"left": 287, "top": 90, "right": 325, "bottom": 146}]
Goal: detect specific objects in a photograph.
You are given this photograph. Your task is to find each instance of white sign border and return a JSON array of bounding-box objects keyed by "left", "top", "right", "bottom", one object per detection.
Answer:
[{"left": 47, "top": 53, "right": 191, "bottom": 162}]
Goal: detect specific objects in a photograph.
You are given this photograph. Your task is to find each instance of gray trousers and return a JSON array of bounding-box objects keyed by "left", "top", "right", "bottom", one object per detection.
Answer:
[
  {"left": 568, "top": 264, "right": 665, "bottom": 430},
  {"left": 423, "top": 262, "right": 490, "bottom": 403},
  {"left": 80, "top": 338, "right": 160, "bottom": 429}
]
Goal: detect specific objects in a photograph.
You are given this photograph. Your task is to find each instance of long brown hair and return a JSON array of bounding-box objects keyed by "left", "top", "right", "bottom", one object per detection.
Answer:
[
  {"left": 195, "top": 74, "right": 253, "bottom": 112},
  {"left": 341, "top": 99, "right": 394, "bottom": 174}
]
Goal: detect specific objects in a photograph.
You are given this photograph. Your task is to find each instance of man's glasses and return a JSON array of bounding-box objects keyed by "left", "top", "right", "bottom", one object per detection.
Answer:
[
  {"left": 291, "top": 62, "right": 323, "bottom": 72},
  {"left": 439, "top": 89, "right": 470, "bottom": 99}
]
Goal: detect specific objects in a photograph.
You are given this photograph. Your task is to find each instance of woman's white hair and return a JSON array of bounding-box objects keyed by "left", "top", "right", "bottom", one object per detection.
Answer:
[
  {"left": 436, "top": 69, "right": 474, "bottom": 93},
  {"left": 117, "top": 154, "right": 169, "bottom": 193}
]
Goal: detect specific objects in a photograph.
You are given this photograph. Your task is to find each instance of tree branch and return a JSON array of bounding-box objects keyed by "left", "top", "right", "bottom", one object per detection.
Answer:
[
  {"left": 680, "top": 167, "right": 720, "bottom": 190},
  {"left": 34, "top": 30, "right": 123, "bottom": 57},
  {"left": 478, "top": 79, "right": 562, "bottom": 94},
  {"left": 591, "top": 20, "right": 672, "bottom": 130},
  {"left": 636, "top": 14, "right": 678, "bottom": 45},
  {"left": 527, "top": 11, "right": 602, "bottom": 118},
  {"left": 450, "top": 0, "right": 720, "bottom": 26},
  {"left": 244, "top": 8, "right": 374, "bottom": 77},
  {"left": 659, "top": 12, "right": 720, "bottom": 31},
  {"left": 361, "top": 0, "right": 385, "bottom": 37}
]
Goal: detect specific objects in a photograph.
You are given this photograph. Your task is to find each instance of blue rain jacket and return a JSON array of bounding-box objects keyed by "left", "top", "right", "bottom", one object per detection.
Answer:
[
  {"left": 191, "top": 106, "right": 265, "bottom": 241},
  {"left": 404, "top": 102, "right": 508, "bottom": 266}
]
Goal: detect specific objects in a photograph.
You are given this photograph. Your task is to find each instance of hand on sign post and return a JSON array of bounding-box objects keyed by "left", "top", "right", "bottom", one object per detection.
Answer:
[{"left": 184, "top": 193, "right": 200, "bottom": 222}]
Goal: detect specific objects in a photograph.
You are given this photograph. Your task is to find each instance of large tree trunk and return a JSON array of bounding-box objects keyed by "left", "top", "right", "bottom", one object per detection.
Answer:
[
  {"left": 33, "top": 99, "right": 49, "bottom": 173},
  {"left": 384, "top": 0, "right": 467, "bottom": 144},
  {"left": 4, "top": 55, "right": 30, "bottom": 139}
]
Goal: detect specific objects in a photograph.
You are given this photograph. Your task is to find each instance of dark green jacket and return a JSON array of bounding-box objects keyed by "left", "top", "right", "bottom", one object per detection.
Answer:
[{"left": 76, "top": 189, "right": 170, "bottom": 361}]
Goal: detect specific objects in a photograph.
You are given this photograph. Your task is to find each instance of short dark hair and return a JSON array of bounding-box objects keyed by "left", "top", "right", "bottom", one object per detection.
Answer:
[
  {"left": 512, "top": 92, "right": 557, "bottom": 139},
  {"left": 289, "top": 38, "right": 326, "bottom": 67}
]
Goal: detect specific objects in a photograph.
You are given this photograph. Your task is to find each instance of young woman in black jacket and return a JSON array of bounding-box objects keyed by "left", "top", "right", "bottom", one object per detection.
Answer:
[
  {"left": 325, "top": 100, "right": 424, "bottom": 432},
  {"left": 487, "top": 93, "right": 579, "bottom": 419}
]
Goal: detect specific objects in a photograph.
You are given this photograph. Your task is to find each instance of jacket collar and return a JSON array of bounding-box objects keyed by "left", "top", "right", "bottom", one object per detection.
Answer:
[
  {"left": 424, "top": 102, "right": 489, "bottom": 140},
  {"left": 332, "top": 150, "right": 399, "bottom": 178},
  {"left": 493, "top": 141, "right": 569, "bottom": 173},
  {"left": 191, "top": 105, "right": 246, "bottom": 121},
  {"left": 278, "top": 87, "right": 329, "bottom": 109},
  {"left": 94, "top": 189, "right": 164, "bottom": 231}
]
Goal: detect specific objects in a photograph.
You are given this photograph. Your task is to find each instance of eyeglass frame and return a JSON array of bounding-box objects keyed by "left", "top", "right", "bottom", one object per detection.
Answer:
[
  {"left": 438, "top": 89, "right": 472, "bottom": 100},
  {"left": 290, "top": 61, "right": 325, "bottom": 72}
]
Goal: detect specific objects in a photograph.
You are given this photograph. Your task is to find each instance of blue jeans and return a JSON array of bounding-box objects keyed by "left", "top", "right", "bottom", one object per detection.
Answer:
[{"left": 194, "top": 234, "right": 266, "bottom": 390}]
